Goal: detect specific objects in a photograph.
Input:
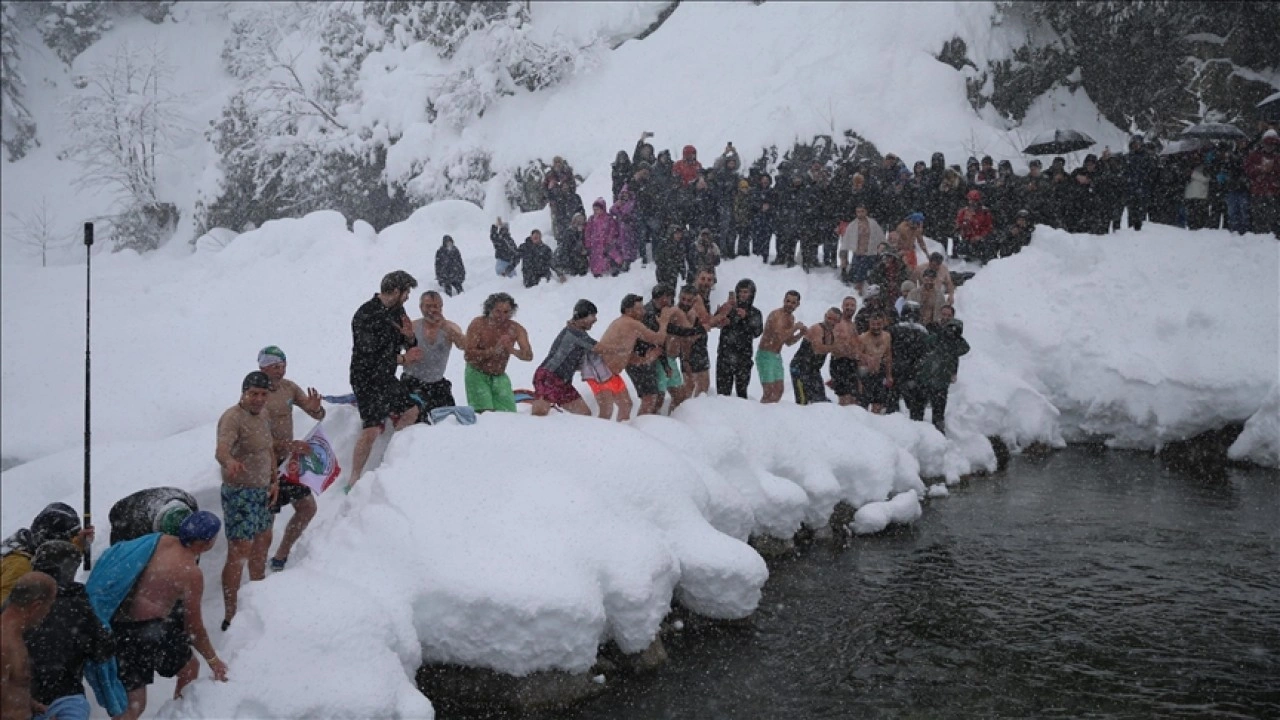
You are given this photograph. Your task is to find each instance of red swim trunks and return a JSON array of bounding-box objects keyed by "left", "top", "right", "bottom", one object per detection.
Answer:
[
  {"left": 533, "top": 367, "right": 581, "bottom": 406},
  {"left": 585, "top": 374, "right": 626, "bottom": 396}
]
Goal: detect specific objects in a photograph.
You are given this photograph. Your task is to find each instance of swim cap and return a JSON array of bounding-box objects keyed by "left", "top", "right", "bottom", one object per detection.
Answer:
[
  {"left": 178, "top": 511, "right": 221, "bottom": 546},
  {"left": 242, "top": 371, "right": 271, "bottom": 392},
  {"left": 257, "top": 346, "right": 286, "bottom": 367},
  {"left": 156, "top": 500, "right": 194, "bottom": 536},
  {"left": 908, "top": 212, "right": 925, "bottom": 224}
]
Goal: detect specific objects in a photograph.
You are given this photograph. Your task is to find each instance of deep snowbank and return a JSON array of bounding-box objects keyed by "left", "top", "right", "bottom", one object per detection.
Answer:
[{"left": 959, "top": 226, "right": 1279, "bottom": 455}]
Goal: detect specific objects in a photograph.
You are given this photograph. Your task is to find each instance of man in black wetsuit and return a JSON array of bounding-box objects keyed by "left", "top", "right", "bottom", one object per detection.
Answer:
[
  {"left": 349, "top": 270, "right": 421, "bottom": 489},
  {"left": 713, "top": 278, "right": 764, "bottom": 398},
  {"left": 790, "top": 307, "right": 841, "bottom": 405}
]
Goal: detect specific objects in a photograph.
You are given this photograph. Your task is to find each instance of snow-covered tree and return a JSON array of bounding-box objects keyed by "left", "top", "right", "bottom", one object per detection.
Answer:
[
  {"left": 37, "top": 0, "right": 113, "bottom": 64},
  {"left": 1, "top": 1, "right": 38, "bottom": 160},
  {"left": 4, "top": 196, "right": 65, "bottom": 266}
]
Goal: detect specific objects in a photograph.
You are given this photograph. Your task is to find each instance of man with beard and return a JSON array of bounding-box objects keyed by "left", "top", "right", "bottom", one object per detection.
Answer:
[
  {"left": 402, "top": 291, "right": 467, "bottom": 418},
  {"left": 831, "top": 296, "right": 862, "bottom": 406},
  {"left": 855, "top": 312, "right": 894, "bottom": 414},
  {"left": 631, "top": 285, "right": 677, "bottom": 416},
  {"left": 713, "top": 278, "right": 765, "bottom": 398},
  {"left": 349, "top": 270, "right": 421, "bottom": 488},
  {"left": 595, "top": 294, "right": 670, "bottom": 419},
  {"left": 464, "top": 292, "right": 534, "bottom": 414},
  {"left": 683, "top": 268, "right": 721, "bottom": 397},
  {"left": 758, "top": 291, "right": 806, "bottom": 403}
]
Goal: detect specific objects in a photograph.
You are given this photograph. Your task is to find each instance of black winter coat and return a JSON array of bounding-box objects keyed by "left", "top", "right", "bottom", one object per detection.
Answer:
[
  {"left": 435, "top": 244, "right": 465, "bottom": 286},
  {"left": 25, "top": 582, "right": 113, "bottom": 704},
  {"left": 490, "top": 224, "right": 519, "bottom": 263},
  {"left": 519, "top": 239, "right": 555, "bottom": 288}
]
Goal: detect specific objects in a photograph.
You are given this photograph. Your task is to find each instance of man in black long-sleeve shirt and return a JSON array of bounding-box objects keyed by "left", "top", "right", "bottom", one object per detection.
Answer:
[
  {"left": 348, "top": 270, "right": 421, "bottom": 489},
  {"left": 714, "top": 278, "right": 764, "bottom": 398}
]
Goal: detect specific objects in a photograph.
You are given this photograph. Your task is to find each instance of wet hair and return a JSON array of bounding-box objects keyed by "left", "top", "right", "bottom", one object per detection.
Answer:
[
  {"left": 572, "top": 299, "right": 597, "bottom": 321},
  {"left": 785, "top": 290, "right": 801, "bottom": 301},
  {"left": 483, "top": 292, "right": 517, "bottom": 317},
  {"left": 929, "top": 251, "right": 945, "bottom": 263},
  {"left": 679, "top": 284, "right": 699, "bottom": 297},
  {"left": 651, "top": 284, "right": 675, "bottom": 301},
  {"left": 621, "top": 293, "right": 644, "bottom": 314},
  {"left": 381, "top": 270, "right": 418, "bottom": 294},
  {"left": 32, "top": 540, "right": 81, "bottom": 587},
  {"left": 420, "top": 290, "right": 442, "bottom": 301}
]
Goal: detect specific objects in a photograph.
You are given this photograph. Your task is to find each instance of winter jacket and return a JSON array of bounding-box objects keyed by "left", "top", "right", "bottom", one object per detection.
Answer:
[
  {"left": 610, "top": 188, "right": 639, "bottom": 263},
  {"left": 490, "top": 224, "right": 519, "bottom": 263},
  {"left": 518, "top": 238, "right": 555, "bottom": 288},
  {"left": 919, "top": 323, "right": 970, "bottom": 388},
  {"left": 611, "top": 153, "right": 633, "bottom": 201},
  {"left": 955, "top": 205, "right": 994, "bottom": 242},
  {"left": 553, "top": 226, "right": 588, "bottom": 276},
  {"left": 25, "top": 582, "right": 113, "bottom": 704},
  {"left": 673, "top": 145, "right": 702, "bottom": 186},
  {"left": 717, "top": 287, "right": 764, "bottom": 354},
  {"left": 584, "top": 206, "right": 622, "bottom": 276},
  {"left": 1244, "top": 146, "right": 1280, "bottom": 198},
  {"left": 1125, "top": 148, "right": 1157, "bottom": 198},
  {"left": 889, "top": 321, "right": 930, "bottom": 387},
  {"left": 435, "top": 244, "right": 465, "bottom": 286},
  {"left": 350, "top": 294, "right": 415, "bottom": 389}
]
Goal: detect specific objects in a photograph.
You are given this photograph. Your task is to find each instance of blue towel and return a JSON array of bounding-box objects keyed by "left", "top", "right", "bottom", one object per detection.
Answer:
[
  {"left": 83, "top": 533, "right": 162, "bottom": 716},
  {"left": 322, "top": 393, "right": 358, "bottom": 405},
  {"left": 428, "top": 406, "right": 478, "bottom": 426}
]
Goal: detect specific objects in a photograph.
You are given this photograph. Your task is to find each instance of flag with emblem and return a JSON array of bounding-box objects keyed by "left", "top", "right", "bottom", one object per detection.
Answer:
[{"left": 279, "top": 423, "right": 341, "bottom": 495}]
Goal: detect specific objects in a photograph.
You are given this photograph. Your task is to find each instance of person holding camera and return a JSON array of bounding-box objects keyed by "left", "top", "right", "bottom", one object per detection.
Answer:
[{"left": 911, "top": 309, "right": 970, "bottom": 434}]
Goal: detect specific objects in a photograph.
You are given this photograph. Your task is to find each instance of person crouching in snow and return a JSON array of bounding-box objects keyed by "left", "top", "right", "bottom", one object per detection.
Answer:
[{"left": 435, "top": 235, "right": 465, "bottom": 296}]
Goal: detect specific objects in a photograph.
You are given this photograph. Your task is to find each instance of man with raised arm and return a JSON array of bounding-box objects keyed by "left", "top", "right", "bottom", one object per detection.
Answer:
[
  {"left": 402, "top": 290, "right": 467, "bottom": 418},
  {"left": 790, "top": 307, "right": 842, "bottom": 405},
  {"left": 464, "top": 292, "right": 534, "bottom": 413},
  {"left": 758, "top": 290, "right": 806, "bottom": 404},
  {"left": 256, "top": 345, "right": 325, "bottom": 573}
]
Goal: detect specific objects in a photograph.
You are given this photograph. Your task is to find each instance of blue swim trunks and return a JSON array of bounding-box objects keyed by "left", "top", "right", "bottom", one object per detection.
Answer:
[{"left": 220, "top": 484, "right": 271, "bottom": 541}]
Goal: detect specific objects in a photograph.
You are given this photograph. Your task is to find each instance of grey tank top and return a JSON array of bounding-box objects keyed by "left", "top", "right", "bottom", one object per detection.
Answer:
[{"left": 404, "top": 319, "right": 453, "bottom": 383}]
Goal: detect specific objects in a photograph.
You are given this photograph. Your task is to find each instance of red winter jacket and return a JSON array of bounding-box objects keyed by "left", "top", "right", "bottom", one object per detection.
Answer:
[
  {"left": 673, "top": 145, "right": 702, "bottom": 186},
  {"left": 955, "top": 205, "right": 994, "bottom": 242},
  {"left": 1244, "top": 146, "right": 1280, "bottom": 198}
]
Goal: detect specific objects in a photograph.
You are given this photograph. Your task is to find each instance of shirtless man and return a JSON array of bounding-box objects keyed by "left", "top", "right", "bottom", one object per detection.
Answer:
[
  {"left": 595, "top": 294, "right": 670, "bottom": 418},
  {"left": 913, "top": 251, "right": 956, "bottom": 305},
  {"left": 111, "top": 512, "right": 227, "bottom": 720},
  {"left": 632, "top": 286, "right": 677, "bottom": 416},
  {"left": 662, "top": 290, "right": 698, "bottom": 413},
  {"left": 856, "top": 312, "right": 895, "bottom": 414},
  {"left": 683, "top": 269, "right": 722, "bottom": 397},
  {"left": 830, "top": 296, "right": 863, "bottom": 406},
  {"left": 464, "top": 293, "right": 534, "bottom": 413},
  {"left": 894, "top": 212, "right": 930, "bottom": 270},
  {"left": 1, "top": 573, "right": 56, "bottom": 720},
  {"left": 256, "top": 345, "right": 325, "bottom": 573},
  {"left": 838, "top": 205, "right": 885, "bottom": 294},
  {"left": 758, "top": 291, "right": 806, "bottom": 403},
  {"left": 789, "top": 308, "right": 842, "bottom": 405}
]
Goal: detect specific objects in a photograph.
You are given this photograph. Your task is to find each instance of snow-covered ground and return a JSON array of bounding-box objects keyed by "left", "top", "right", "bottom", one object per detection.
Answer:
[{"left": 2, "top": 2, "right": 1277, "bottom": 718}]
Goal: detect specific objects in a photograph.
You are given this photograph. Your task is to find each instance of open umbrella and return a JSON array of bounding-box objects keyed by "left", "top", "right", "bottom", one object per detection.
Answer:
[
  {"left": 1022, "top": 129, "right": 1096, "bottom": 155},
  {"left": 1179, "top": 123, "right": 1247, "bottom": 141}
]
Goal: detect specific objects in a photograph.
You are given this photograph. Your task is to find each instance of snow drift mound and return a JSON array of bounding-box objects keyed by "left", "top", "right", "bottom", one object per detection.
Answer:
[
  {"left": 958, "top": 226, "right": 1279, "bottom": 452},
  {"left": 1229, "top": 384, "right": 1279, "bottom": 468}
]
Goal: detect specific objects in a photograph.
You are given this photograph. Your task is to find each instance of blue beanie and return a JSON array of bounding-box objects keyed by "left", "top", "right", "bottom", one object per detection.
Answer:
[
  {"left": 178, "top": 511, "right": 221, "bottom": 546},
  {"left": 908, "top": 212, "right": 925, "bottom": 224}
]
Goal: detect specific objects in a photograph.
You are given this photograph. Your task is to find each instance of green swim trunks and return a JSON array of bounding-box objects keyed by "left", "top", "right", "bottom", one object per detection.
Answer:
[
  {"left": 756, "top": 349, "right": 785, "bottom": 384},
  {"left": 656, "top": 358, "right": 684, "bottom": 393},
  {"left": 464, "top": 364, "right": 516, "bottom": 412}
]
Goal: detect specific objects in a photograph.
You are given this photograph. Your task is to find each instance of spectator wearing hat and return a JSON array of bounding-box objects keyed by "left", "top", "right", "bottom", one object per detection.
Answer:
[
  {"left": 215, "top": 371, "right": 277, "bottom": 630},
  {"left": 1244, "top": 129, "right": 1280, "bottom": 236},
  {"left": 997, "top": 209, "right": 1035, "bottom": 258},
  {"left": 954, "top": 189, "right": 995, "bottom": 263},
  {"left": 435, "top": 235, "right": 465, "bottom": 296},
  {"left": 24, "top": 541, "right": 111, "bottom": 720},
  {"left": 0, "top": 503, "right": 91, "bottom": 605}
]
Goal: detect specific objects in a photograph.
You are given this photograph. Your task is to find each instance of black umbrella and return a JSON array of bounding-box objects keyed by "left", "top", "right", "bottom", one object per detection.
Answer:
[
  {"left": 1179, "top": 123, "right": 1247, "bottom": 141},
  {"left": 1022, "top": 129, "right": 1096, "bottom": 155}
]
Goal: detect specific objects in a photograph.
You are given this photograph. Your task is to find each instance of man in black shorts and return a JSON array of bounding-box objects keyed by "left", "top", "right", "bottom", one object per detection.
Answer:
[
  {"left": 830, "top": 296, "right": 861, "bottom": 405},
  {"left": 348, "top": 270, "right": 422, "bottom": 489},
  {"left": 682, "top": 268, "right": 720, "bottom": 396}
]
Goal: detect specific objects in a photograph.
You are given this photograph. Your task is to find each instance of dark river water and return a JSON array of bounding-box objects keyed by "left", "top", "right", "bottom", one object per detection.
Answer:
[{"left": 480, "top": 449, "right": 1279, "bottom": 720}]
